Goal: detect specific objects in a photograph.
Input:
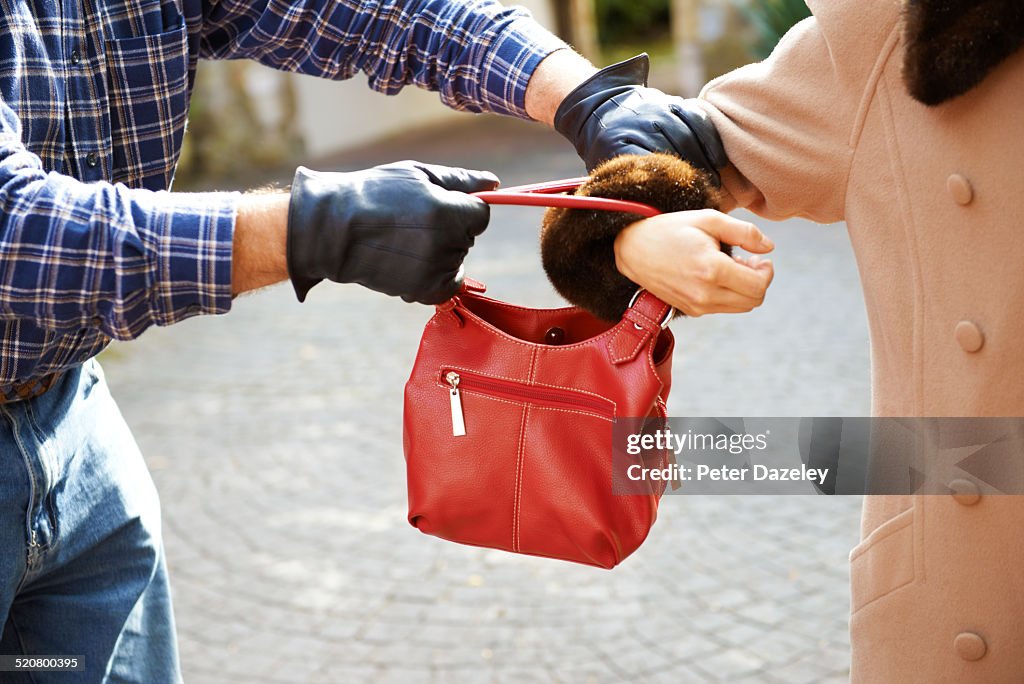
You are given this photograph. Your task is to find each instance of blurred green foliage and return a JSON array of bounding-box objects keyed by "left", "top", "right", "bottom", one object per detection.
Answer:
[
  {"left": 595, "top": 0, "right": 671, "bottom": 45},
  {"left": 742, "top": 0, "right": 812, "bottom": 59},
  {"left": 594, "top": 0, "right": 812, "bottom": 67},
  {"left": 594, "top": 1, "right": 759, "bottom": 86}
]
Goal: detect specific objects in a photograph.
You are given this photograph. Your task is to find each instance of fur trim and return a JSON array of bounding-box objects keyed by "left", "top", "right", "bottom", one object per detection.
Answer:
[
  {"left": 903, "top": 0, "right": 1024, "bottom": 105},
  {"left": 540, "top": 154, "right": 723, "bottom": 322}
]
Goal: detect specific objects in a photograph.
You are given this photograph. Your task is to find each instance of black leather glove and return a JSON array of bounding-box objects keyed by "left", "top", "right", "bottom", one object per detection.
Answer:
[
  {"left": 554, "top": 54, "right": 728, "bottom": 182},
  {"left": 286, "top": 161, "right": 498, "bottom": 304}
]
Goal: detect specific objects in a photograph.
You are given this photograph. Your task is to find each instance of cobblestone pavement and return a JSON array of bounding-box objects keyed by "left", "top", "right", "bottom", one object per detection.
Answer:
[{"left": 100, "top": 116, "right": 871, "bottom": 683}]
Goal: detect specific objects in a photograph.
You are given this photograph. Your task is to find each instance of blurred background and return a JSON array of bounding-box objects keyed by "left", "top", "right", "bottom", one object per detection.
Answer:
[
  {"left": 99, "top": 2, "right": 872, "bottom": 682},
  {"left": 171, "top": 0, "right": 812, "bottom": 191}
]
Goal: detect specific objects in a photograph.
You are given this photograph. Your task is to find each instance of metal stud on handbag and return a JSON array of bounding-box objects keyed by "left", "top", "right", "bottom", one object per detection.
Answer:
[{"left": 402, "top": 179, "right": 673, "bottom": 569}]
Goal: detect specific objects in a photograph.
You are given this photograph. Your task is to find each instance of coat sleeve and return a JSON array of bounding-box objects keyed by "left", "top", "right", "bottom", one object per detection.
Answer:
[{"left": 697, "top": 0, "right": 901, "bottom": 223}]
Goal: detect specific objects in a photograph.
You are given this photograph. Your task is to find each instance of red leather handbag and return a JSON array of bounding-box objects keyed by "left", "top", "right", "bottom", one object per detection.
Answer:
[{"left": 403, "top": 180, "right": 673, "bottom": 569}]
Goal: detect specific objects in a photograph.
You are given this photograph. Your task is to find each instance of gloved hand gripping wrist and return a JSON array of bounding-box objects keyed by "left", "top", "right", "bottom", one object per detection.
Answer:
[{"left": 553, "top": 54, "right": 728, "bottom": 181}]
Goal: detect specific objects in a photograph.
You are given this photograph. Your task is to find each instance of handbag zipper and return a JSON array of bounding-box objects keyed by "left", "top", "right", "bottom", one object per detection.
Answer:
[
  {"left": 443, "top": 370, "right": 614, "bottom": 437},
  {"left": 445, "top": 371, "right": 467, "bottom": 437}
]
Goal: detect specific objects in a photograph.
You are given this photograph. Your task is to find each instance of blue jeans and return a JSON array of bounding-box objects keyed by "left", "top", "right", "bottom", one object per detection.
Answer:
[{"left": 0, "top": 360, "right": 181, "bottom": 683}]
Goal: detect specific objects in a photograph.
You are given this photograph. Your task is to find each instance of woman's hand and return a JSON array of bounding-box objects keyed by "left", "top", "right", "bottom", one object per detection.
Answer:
[{"left": 614, "top": 210, "right": 776, "bottom": 316}]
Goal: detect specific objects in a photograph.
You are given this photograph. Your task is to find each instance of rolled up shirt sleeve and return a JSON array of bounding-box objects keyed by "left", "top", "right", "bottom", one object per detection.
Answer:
[
  {"left": 0, "top": 108, "right": 236, "bottom": 341},
  {"left": 199, "top": 0, "right": 569, "bottom": 120}
]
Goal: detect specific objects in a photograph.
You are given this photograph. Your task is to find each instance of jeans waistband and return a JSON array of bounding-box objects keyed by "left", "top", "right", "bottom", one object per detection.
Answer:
[{"left": 0, "top": 372, "right": 63, "bottom": 404}]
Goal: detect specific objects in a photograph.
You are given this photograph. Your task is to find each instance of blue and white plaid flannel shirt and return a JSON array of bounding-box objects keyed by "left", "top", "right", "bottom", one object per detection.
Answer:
[{"left": 0, "top": 0, "right": 565, "bottom": 399}]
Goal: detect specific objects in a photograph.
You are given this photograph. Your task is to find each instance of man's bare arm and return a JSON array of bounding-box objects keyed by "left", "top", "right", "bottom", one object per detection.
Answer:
[
  {"left": 232, "top": 193, "right": 290, "bottom": 296},
  {"left": 524, "top": 48, "right": 597, "bottom": 126}
]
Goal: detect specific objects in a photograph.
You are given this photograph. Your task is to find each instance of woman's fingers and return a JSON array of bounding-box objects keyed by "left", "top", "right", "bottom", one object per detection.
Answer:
[
  {"left": 699, "top": 250, "right": 774, "bottom": 301},
  {"left": 689, "top": 209, "right": 775, "bottom": 254},
  {"left": 681, "top": 278, "right": 772, "bottom": 317},
  {"left": 614, "top": 211, "right": 776, "bottom": 317}
]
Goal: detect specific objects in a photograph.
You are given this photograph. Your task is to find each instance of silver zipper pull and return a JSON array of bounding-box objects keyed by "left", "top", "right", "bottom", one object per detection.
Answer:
[{"left": 446, "top": 371, "right": 466, "bottom": 437}]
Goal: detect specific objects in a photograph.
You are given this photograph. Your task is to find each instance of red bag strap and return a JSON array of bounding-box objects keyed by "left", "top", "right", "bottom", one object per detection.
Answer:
[
  {"left": 473, "top": 178, "right": 661, "bottom": 218},
  {"left": 608, "top": 290, "right": 672, "bottom": 365},
  {"left": 491, "top": 178, "right": 591, "bottom": 194}
]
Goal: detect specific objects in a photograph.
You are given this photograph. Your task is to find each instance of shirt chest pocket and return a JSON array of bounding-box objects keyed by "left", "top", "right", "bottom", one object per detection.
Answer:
[{"left": 104, "top": 21, "right": 189, "bottom": 191}]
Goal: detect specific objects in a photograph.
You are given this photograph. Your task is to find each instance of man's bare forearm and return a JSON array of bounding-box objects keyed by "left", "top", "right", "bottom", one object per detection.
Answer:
[
  {"left": 524, "top": 48, "right": 597, "bottom": 126},
  {"left": 232, "top": 193, "right": 290, "bottom": 296}
]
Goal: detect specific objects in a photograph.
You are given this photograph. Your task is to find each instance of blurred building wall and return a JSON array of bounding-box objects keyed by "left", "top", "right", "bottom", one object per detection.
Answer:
[{"left": 289, "top": 0, "right": 557, "bottom": 159}]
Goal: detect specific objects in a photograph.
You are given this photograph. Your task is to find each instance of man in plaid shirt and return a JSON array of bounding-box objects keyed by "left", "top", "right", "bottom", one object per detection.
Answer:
[{"left": 0, "top": 0, "right": 774, "bottom": 679}]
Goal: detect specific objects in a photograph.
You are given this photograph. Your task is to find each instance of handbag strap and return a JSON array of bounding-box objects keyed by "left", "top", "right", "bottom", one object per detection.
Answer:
[
  {"left": 473, "top": 178, "right": 661, "bottom": 217},
  {"left": 608, "top": 290, "right": 672, "bottom": 365}
]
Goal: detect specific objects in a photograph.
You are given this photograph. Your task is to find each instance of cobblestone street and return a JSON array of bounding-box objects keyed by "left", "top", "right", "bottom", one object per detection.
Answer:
[{"left": 101, "top": 116, "right": 871, "bottom": 683}]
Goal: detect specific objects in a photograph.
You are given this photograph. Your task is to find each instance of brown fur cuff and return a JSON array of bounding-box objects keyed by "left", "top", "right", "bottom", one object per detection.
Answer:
[
  {"left": 903, "top": 0, "right": 1024, "bottom": 106},
  {"left": 540, "top": 154, "right": 722, "bottom": 322}
]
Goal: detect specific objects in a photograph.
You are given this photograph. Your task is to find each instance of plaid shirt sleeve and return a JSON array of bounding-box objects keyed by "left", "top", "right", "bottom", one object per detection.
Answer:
[
  {"left": 0, "top": 102, "right": 236, "bottom": 342},
  {"left": 198, "top": 0, "right": 569, "bottom": 119}
]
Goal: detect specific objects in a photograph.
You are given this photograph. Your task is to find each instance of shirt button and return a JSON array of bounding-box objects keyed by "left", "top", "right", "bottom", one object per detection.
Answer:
[
  {"left": 949, "top": 478, "right": 981, "bottom": 506},
  {"left": 955, "top": 320, "right": 985, "bottom": 353},
  {"left": 954, "top": 632, "right": 987, "bottom": 661},
  {"left": 947, "top": 174, "right": 974, "bottom": 206},
  {"left": 70, "top": 49, "right": 82, "bottom": 65},
  {"left": 86, "top": 153, "right": 99, "bottom": 168}
]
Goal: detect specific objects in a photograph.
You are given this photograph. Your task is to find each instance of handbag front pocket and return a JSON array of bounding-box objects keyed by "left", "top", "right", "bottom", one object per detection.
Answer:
[{"left": 440, "top": 368, "right": 615, "bottom": 437}]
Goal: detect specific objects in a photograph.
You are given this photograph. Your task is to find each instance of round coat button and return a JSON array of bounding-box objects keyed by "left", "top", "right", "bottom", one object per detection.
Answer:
[
  {"left": 70, "top": 49, "right": 82, "bottom": 64},
  {"left": 949, "top": 478, "right": 981, "bottom": 506},
  {"left": 85, "top": 152, "right": 99, "bottom": 168},
  {"left": 947, "top": 174, "right": 974, "bottom": 206},
  {"left": 954, "top": 632, "right": 987, "bottom": 661},
  {"left": 955, "top": 321, "right": 984, "bottom": 353}
]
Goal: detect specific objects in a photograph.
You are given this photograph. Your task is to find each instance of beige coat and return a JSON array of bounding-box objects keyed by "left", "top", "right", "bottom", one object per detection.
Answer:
[{"left": 697, "top": 0, "right": 1024, "bottom": 680}]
